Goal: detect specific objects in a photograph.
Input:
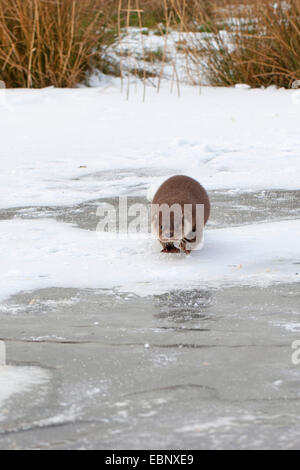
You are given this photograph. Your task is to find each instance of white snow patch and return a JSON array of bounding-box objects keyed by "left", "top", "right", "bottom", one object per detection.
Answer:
[
  {"left": 0, "top": 85, "right": 300, "bottom": 211},
  {"left": 0, "top": 218, "right": 299, "bottom": 302},
  {"left": 177, "top": 414, "right": 257, "bottom": 434}
]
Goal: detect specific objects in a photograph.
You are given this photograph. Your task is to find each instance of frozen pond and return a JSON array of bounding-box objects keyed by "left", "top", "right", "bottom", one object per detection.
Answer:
[{"left": 0, "top": 188, "right": 300, "bottom": 449}]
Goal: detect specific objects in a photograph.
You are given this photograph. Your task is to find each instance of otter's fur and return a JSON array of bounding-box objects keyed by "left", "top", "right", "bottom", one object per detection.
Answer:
[{"left": 151, "top": 175, "right": 210, "bottom": 253}]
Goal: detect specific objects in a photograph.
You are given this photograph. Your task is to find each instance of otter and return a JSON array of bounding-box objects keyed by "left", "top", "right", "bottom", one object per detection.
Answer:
[{"left": 151, "top": 175, "right": 210, "bottom": 254}]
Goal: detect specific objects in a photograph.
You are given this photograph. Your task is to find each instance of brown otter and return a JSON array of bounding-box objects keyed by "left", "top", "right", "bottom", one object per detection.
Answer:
[{"left": 151, "top": 175, "right": 210, "bottom": 254}]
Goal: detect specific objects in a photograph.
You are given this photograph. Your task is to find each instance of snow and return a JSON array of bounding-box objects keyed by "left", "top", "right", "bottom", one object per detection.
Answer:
[
  {"left": 177, "top": 416, "right": 249, "bottom": 433},
  {"left": 0, "top": 84, "right": 300, "bottom": 211},
  {"left": 0, "top": 217, "right": 299, "bottom": 304},
  {"left": 0, "top": 20, "right": 299, "bottom": 444}
]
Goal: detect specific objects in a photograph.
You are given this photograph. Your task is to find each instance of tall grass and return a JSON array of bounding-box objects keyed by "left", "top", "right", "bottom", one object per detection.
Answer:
[
  {"left": 187, "top": 0, "right": 300, "bottom": 88},
  {"left": 0, "top": 0, "right": 114, "bottom": 88}
]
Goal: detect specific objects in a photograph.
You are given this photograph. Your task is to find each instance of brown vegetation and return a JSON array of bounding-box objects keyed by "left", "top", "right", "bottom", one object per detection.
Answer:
[{"left": 0, "top": 0, "right": 299, "bottom": 89}]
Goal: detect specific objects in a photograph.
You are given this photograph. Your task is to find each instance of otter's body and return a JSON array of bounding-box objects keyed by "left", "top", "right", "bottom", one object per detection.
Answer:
[{"left": 151, "top": 175, "right": 210, "bottom": 253}]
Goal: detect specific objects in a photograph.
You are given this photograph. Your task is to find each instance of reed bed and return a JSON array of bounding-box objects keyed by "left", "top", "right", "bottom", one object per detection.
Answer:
[{"left": 0, "top": 0, "right": 299, "bottom": 89}]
